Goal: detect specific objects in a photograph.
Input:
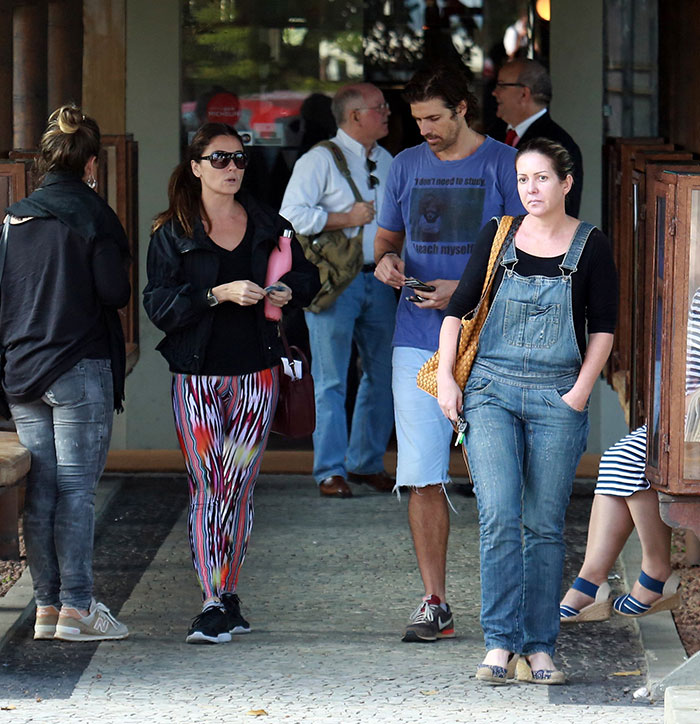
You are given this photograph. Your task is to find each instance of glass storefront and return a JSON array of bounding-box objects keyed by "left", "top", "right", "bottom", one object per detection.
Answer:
[
  {"left": 182, "top": 0, "right": 548, "bottom": 206},
  {"left": 649, "top": 194, "right": 665, "bottom": 471},
  {"left": 684, "top": 188, "right": 700, "bottom": 479}
]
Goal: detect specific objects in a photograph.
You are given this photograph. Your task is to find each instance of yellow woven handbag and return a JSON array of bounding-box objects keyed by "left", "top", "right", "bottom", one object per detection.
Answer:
[{"left": 416, "top": 216, "right": 514, "bottom": 398}]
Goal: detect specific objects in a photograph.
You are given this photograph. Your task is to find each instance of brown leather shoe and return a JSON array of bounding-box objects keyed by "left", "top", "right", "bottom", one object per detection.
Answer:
[
  {"left": 319, "top": 475, "right": 353, "bottom": 498},
  {"left": 347, "top": 470, "right": 395, "bottom": 492}
]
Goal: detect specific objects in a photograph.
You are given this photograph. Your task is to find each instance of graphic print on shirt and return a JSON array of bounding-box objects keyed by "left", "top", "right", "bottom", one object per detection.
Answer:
[{"left": 409, "top": 183, "right": 486, "bottom": 257}]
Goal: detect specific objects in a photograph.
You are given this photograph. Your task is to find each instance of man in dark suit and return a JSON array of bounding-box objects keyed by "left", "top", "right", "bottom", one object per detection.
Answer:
[{"left": 492, "top": 58, "right": 584, "bottom": 216}]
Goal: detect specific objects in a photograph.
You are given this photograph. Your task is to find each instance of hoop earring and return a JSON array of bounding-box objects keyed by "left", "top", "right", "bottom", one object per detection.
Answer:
[{"left": 87, "top": 175, "right": 97, "bottom": 190}]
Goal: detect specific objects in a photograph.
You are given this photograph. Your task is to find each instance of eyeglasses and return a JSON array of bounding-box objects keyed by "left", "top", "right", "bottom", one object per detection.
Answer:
[
  {"left": 495, "top": 82, "right": 526, "bottom": 89},
  {"left": 367, "top": 158, "right": 379, "bottom": 189},
  {"left": 355, "top": 102, "right": 390, "bottom": 113},
  {"left": 199, "top": 150, "right": 249, "bottom": 170}
]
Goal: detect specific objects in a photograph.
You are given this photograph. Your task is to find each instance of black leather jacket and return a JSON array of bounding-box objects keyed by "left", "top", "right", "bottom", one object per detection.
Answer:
[{"left": 143, "top": 191, "right": 319, "bottom": 374}]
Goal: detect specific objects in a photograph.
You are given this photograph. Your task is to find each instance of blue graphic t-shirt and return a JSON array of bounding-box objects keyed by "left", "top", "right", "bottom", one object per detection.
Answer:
[{"left": 378, "top": 137, "right": 525, "bottom": 350}]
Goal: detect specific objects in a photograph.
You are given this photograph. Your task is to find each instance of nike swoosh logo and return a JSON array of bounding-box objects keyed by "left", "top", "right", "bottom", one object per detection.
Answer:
[{"left": 438, "top": 618, "right": 452, "bottom": 630}]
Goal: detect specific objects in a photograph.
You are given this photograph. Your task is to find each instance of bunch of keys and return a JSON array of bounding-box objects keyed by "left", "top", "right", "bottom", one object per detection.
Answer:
[{"left": 454, "top": 416, "right": 467, "bottom": 446}]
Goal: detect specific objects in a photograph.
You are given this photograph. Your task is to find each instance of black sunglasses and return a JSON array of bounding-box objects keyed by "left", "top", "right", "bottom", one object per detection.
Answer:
[
  {"left": 200, "top": 150, "right": 249, "bottom": 170},
  {"left": 367, "top": 158, "right": 379, "bottom": 189}
]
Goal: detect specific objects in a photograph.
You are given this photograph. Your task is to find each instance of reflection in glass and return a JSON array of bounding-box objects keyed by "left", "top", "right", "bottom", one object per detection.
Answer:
[
  {"left": 180, "top": 0, "right": 525, "bottom": 207},
  {"left": 684, "top": 189, "right": 700, "bottom": 479},
  {"left": 649, "top": 195, "right": 665, "bottom": 470},
  {"left": 630, "top": 180, "right": 641, "bottom": 425}
]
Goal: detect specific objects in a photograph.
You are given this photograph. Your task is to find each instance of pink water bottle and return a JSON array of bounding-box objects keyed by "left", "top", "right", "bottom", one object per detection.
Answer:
[{"left": 264, "top": 228, "right": 293, "bottom": 321}]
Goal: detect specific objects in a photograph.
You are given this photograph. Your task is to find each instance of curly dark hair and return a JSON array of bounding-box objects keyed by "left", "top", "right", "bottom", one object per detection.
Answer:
[{"left": 402, "top": 64, "right": 479, "bottom": 125}]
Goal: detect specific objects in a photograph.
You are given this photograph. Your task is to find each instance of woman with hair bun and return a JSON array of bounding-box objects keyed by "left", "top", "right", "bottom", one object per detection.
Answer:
[
  {"left": 437, "top": 138, "right": 617, "bottom": 684},
  {"left": 144, "top": 123, "right": 319, "bottom": 644},
  {"left": 0, "top": 105, "right": 131, "bottom": 641}
]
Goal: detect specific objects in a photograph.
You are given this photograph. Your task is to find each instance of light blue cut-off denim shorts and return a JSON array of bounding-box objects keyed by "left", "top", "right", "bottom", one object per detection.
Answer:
[{"left": 392, "top": 346, "right": 454, "bottom": 489}]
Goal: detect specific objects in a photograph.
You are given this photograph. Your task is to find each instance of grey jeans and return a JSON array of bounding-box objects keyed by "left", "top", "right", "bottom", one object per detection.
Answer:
[{"left": 10, "top": 359, "right": 114, "bottom": 609}]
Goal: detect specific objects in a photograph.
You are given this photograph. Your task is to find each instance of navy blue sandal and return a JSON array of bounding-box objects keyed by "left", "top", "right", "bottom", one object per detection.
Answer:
[
  {"left": 560, "top": 577, "right": 611, "bottom": 623},
  {"left": 613, "top": 571, "right": 681, "bottom": 617}
]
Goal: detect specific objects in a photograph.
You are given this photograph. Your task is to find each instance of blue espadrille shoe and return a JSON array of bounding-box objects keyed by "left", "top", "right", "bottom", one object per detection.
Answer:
[
  {"left": 476, "top": 653, "right": 519, "bottom": 685},
  {"left": 613, "top": 571, "right": 681, "bottom": 618},
  {"left": 560, "top": 577, "right": 612, "bottom": 623}
]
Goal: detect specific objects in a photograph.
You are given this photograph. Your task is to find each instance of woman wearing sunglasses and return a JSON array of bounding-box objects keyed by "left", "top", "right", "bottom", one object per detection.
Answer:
[{"left": 143, "top": 123, "right": 319, "bottom": 644}]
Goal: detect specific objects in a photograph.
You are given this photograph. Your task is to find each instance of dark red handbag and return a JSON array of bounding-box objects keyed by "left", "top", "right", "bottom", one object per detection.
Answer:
[{"left": 271, "top": 324, "right": 316, "bottom": 438}]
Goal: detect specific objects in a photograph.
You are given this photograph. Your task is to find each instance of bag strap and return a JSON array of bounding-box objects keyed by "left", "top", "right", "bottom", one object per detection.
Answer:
[
  {"left": 315, "top": 141, "right": 364, "bottom": 203},
  {"left": 0, "top": 217, "right": 9, "bottom": 283},
  {"left": 462, "top": 215, "right": 515, "bottom": 321},
  {"left": 277, "top": 322, "right": 304, "bottom": 381}
]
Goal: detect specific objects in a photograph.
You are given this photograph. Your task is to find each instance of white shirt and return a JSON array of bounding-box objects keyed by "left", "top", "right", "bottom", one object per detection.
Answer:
[
  {"left": 510, "top": 107, "right": 548, "bottom": 140},
  {"left": 280, "top": 128, "right": 393, "bottom": 263}
]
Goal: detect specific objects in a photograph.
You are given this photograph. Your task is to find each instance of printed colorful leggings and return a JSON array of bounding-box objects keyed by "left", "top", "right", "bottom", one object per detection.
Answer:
[{"left": 171, "top": 369, "right": 279, "bottom": 600}]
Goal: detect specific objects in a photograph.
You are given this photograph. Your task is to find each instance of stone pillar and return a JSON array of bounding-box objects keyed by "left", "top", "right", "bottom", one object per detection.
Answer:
[
  {"left": 82, "top": 0, "right": 126, "bottom": 134},
  {"left": 48, "top": 0, "right": 83, "bottom": 112},
  {"left": 13, "top": 0, "right": 49, "bottom": 149}
]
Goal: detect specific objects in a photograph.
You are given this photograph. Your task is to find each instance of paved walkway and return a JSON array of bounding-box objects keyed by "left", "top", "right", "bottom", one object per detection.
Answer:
[{"left": 0, "top": 475, "right": 669, "bottom": 723}]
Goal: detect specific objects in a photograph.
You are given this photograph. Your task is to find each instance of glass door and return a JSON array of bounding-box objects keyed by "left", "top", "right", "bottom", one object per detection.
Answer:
[
  {"left": 681, "top": 182, "right": 700, "bottom": 487},
  {"left": 645, "top": 176, "right": 669, "bottom": 485}
]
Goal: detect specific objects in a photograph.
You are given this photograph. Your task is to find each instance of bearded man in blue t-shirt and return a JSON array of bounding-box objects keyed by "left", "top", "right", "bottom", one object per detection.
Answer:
[{"left": 374, "top": 64, "right": 525, "bottom": 644}]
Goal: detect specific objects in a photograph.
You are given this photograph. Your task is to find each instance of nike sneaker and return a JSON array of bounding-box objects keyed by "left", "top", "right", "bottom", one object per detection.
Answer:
[{"left": 402, "top": 594, "right": 455, "bottom": 642}]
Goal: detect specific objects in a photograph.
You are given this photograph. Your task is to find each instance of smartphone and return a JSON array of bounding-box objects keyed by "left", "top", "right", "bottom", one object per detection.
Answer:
[
  {"left": 264, "top": 283, "right": 286, "bottom": 294},
  {"left": 404, "top": 277, "right": 436, "bottom": 292},
  {"left": 406, "top": 294, "right": 426, "bottom": 303}
]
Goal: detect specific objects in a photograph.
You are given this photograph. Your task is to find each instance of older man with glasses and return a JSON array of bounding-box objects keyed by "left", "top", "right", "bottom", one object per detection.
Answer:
[
  {"left": 493, "top": 58, "right": 584, "bottom": 216},
  {"left": 281, "top": 84, "right": 396, "bottom": 498}
]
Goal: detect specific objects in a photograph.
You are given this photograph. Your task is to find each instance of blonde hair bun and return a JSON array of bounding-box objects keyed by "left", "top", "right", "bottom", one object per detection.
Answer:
[
  {"left": 52, "top": 105, "right": 83, "bottom": 135},
  {"left": 37, "top": 105, "right": 100, "bottom": 179}
]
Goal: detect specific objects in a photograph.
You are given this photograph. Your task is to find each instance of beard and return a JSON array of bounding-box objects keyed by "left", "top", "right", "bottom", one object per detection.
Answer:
[{"left": 423, "top": 116, "right": 462, "bottom": 154}]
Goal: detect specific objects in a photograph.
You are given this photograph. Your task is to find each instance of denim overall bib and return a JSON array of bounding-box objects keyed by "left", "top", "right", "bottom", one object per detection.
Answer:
[{"left": 463, "top": 221, "right": 594, "bottom": 656}]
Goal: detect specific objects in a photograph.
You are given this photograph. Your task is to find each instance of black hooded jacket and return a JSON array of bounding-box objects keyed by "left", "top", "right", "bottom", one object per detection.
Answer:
[
  {"left": 143, "top": 190, "right": 320, "bottom": 374},
  {"left": 1, "top": 172, "right": 131, "bottom": 410}
]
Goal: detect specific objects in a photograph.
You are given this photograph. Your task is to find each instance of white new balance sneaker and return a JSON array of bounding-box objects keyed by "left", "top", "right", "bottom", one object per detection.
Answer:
[{"left": 54, "top": 600, "right": 129, "bottom": 641}]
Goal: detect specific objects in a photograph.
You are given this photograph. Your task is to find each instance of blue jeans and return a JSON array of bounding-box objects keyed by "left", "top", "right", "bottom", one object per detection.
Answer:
[
  {"left": 464, "top": 372, "right": 588, "bottom": 656},
  {"left": 10, "top": 359, "right": 114, "bottom": 610},
  {"left": 463, "top": 221, "right": 592, "bottom": 656},
  {"left": 304, "top": 271, "right": 396, "bottom": 482}
]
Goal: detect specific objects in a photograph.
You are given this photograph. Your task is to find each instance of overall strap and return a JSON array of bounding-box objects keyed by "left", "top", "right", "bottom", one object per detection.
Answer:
[
  {"left": 560, "top": 221, "right": 595, "bottom": 275},
  {"left": 499, "top": 215, "right": 524, "bottom": 267},
  {"left": 316, "top": 141, "right": 364, "bottom": 203}
]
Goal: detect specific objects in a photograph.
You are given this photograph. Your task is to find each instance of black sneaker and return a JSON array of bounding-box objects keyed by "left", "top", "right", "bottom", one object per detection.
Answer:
[
  {"left": 221, "top": 593, "right": 251, "bottom": 634},
  {"left": 185, "top": 605, "right": 232, "bottom": 644},
  {"left": 402, "top": 595, "right": 455, "bottom": 643}
]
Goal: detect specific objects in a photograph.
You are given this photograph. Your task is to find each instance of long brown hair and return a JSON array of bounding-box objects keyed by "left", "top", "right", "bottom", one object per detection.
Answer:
[
  {"left": 152, "top": 123, "right": 243, "bottom": 237},
  {"left": 36, "top": 105, "right": 100, "bottom": 181}
]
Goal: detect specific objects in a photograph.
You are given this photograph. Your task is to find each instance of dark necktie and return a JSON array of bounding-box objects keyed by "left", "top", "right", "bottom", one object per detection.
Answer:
[{"left": 504, "top": 128, "right": 519, "bottom": 147}]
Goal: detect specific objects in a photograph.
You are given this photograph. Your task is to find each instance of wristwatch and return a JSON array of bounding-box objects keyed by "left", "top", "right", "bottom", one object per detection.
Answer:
[{"left": 206, "top": 288, "right": 219, "bottom": 307}]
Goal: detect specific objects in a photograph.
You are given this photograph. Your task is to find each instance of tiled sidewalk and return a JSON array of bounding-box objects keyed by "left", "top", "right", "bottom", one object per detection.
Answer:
[{"left": 0, "top": 475, "right": 671, "bottom": 723}]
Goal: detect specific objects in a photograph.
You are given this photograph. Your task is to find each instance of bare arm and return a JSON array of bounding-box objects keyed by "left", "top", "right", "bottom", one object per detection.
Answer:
[
  {"left": 561, "top": 332, "right": 614, "bottom": 411},
  {"left": 436, "top": 316, "right": 464, "bottom": 423},
  {"left": 374, "top": 226, "right": 405, "bottom": 288}
]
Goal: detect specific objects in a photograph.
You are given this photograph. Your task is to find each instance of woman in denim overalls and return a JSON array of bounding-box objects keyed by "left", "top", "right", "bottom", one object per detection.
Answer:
[{"left": 437, "top": 139, "right": 616, "bottom": 684}]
